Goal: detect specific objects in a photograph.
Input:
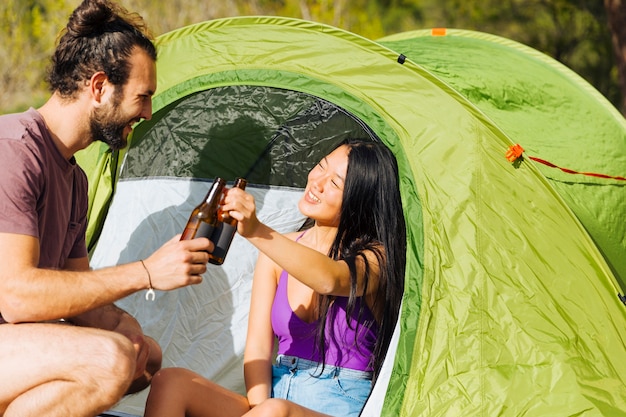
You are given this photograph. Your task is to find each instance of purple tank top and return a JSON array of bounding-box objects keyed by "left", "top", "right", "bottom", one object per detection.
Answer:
[{"left": 270, "top": 269, "right": 378, "bottom": 372}]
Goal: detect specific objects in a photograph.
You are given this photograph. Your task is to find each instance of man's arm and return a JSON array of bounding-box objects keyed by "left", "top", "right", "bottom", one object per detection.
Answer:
[
  {"left": 62, "top": 256, "right": 136, "bottom": 332},
  {"left": 0, "top": 232, "right": 211, "bottom": 323}
]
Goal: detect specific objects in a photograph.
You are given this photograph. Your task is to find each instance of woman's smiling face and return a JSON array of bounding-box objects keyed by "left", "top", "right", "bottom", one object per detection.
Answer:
[{"left": 298, "top": 144, "right": 350, "bottom": 227}]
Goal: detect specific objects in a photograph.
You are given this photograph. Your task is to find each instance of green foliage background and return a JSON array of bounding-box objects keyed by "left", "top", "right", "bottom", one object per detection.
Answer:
[{"left": 0, "top": 0, "right": 619, "bottom": 114}]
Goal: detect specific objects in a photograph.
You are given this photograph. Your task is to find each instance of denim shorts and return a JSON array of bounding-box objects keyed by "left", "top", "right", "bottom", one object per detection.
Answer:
[{"left": 271, "top": 354, "right": 373, "bottom": 417}]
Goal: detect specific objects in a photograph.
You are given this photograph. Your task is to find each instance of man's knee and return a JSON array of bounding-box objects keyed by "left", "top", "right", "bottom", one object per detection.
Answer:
[
  {"left": 86, "top": 331, "right": 137, "bottom": 402},
  {"left": 125, "top": 336, "right": 163, "bottom": 395},
  {"left": 0, "top": 328, "right": 137, "bottom": 415},
  {"left": 144, "top": 336, "right": 163, "bottom": 376}
]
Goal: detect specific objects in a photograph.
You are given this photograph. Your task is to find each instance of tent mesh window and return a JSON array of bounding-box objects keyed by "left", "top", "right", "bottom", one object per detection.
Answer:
[{"left": 123, "top": 85, "right": 380, "bottom": 187}]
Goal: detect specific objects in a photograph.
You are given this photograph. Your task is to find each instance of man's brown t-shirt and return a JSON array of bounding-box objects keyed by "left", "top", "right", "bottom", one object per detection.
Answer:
[{"left": 0, "top": 108, "right": 89, "bottom": 269}]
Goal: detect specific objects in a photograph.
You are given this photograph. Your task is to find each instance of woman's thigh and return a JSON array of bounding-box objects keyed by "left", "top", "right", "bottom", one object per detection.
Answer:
[
  {"left": 145, "top": 367, "right": 250, "bottom": 417},
  {"left": 272, "top": 366, "right": 372, "bottom": 417}
]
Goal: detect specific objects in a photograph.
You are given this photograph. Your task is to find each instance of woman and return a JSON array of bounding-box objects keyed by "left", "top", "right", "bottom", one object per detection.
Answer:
[{"left": 144, "top": 139, "right": 406, "bottom": 417}]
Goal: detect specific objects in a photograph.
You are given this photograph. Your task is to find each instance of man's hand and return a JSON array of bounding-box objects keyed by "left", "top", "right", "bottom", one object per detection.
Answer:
[{"left": 140, "top": 234, "right": 212, "bottom": 291}]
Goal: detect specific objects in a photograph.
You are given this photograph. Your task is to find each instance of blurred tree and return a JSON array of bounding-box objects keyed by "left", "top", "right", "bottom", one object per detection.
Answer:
[
  {"left": 605, "top": 0, "right": 626, "bottom": 115},
  {"left": 0, "top": 0, "right": 74, "bottom": 113},
  {"left": 121, "top": 0, "right": 239, "bottom": 35},
  {"left": 0, "top": 0, "right": 622, "bottom": 116},
  {"left": 414, "top": 0, "right": 620, "bottom": 115}
]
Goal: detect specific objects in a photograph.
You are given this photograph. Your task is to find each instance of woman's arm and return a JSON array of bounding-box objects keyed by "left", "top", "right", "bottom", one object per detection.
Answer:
[
  {"left": 244, "top": 251, "right": 280, "bottom": 407},
  {"left": 248, "top": 223, "right": 381, "bottom": 298},
  {"left": 222, "top": 188, "right": 381, "bottom": 298}
]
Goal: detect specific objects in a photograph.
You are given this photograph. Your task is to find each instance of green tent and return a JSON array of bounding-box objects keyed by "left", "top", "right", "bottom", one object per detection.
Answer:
[
  {"left": 379, "top": 28, "right": 626, "bottom": 293},
  {"left": 77, "top": 17, "right": 626, "bottom": 417}
]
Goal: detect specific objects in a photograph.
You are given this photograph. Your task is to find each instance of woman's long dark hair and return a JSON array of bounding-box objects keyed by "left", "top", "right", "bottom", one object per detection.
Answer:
[{"left": 314, "top": 139, "right": 406, "bottom": 383}]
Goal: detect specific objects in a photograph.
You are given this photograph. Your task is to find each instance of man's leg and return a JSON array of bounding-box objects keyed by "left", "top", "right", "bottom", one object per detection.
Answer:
[
  {"left": 0, "top": 323, "right": 136, "bottom": 417},
  {"left": 126, "top": 335, "right": 162, "bottom": 395}
]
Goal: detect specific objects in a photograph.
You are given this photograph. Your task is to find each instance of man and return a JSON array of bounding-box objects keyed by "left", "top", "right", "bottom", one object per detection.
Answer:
[{"left": 0, "top": 1, "right": 212, "bottom": 416}]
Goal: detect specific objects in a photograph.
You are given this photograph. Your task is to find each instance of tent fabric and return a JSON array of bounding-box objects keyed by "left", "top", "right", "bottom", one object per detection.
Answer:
[
  {"left": 379, "top": 28, "right": 626, "bottom": 292},
  {"left": 76, "top": 17, "right": 626, "bottom": 417}
]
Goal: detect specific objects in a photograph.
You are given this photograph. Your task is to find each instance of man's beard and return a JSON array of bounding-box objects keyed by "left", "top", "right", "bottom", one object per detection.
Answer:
[{"left": 89, "top": 96, "right": 132, "bottom": 151}]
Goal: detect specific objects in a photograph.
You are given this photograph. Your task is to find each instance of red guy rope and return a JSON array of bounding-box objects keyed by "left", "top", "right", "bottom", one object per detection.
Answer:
[{"left": 506, "top": 144, "right": 626, "bottom": 181}]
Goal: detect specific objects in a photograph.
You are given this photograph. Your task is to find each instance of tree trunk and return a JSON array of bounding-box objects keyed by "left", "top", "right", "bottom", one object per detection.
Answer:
[{"left": 605, "top": 0, "right": 626, "bottom": 116}]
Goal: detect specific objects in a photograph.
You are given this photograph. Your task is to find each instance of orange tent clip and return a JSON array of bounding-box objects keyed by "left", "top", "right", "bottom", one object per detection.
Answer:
[
  {"left": 505, "top": 144, "right": 524, "bottom": 162},
  {"left": 431, "top": 28, "right": 447, "bottom": 36}
]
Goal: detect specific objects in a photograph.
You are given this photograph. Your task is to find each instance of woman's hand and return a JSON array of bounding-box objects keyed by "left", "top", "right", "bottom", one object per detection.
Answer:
[{"left": 221, "top": 187, "right": 262, "bottom": 238}]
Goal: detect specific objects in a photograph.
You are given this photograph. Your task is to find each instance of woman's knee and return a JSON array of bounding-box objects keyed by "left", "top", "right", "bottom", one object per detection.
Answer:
[
  {"left": 253, "top": 398, "right": 292, "bottom": 417},
  {"left": 150, "top": 367, "right": 193, "bottom": 393}
]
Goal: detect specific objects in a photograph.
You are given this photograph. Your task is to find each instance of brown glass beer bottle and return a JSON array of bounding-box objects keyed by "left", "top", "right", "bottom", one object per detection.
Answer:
[
  {"left": 180, "top": 177, "right": 226, "bottom": 241},
  {"left": 208, "top": 177, "right": 247, "bottom": 265}
]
